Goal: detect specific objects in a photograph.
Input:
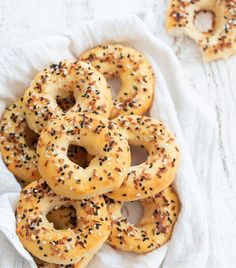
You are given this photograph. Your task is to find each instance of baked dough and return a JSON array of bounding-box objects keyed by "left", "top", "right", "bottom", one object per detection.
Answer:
[
  {"left": 0, "top": 98, "right": 40, "bottom": 183},
  {"left": 23, "top": 61, "right": 112, "bottom": 133},
  {"left": 37, "top": 206, "right": 94, "bottom": 268},
  {"left": 107, "top": 115, "right": 180, "bottom": 201},
  {"left": 80, "top": 44, "right": 154, "bottom": 118},
  {"left": 16, "top": 179, "right": 110, "bottom": 265},
  {"left": 35, "top": 254, "right": 94, "bottom": 268},
  {"left": 37, "top": 113, "right": 131, "bottom": 200},
  {"left": 166, "top": 0, "right": 236, "bottom": 61},
  {"left": 106, "top": 185, "right": 180, "bottom": 253}
]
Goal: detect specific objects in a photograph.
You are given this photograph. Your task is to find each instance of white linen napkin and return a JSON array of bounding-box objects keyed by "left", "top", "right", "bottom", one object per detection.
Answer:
[{"left": 0, "top": 15, "right": 212, "bottom": 268}]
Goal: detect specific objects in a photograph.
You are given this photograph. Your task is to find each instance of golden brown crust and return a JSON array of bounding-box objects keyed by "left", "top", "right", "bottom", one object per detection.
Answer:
[
  {"left": 23, "top": 61, "right": 112, "bottom": 134},
  {"left": 35, "top": 254, "right": 94, "bottom": 268},
  {"left": 106, "top": 115, "right": 180, "bottom": 201},
  {"left": 80, "top": 44, "right": 154, "bottom": 117},
  {"left": 0, "top": 99, "right": 88, "bottom": 184},
  {"left": 34, "top": 254, "right": 93, "bottom": 268},
  {"left": 36, "top": 207, "right": 94, "bottom": 268},
  {"left": 0, "top": 98, "right": 40, "bottom": 183},
  {"left": 106, "top": 185, "right": 180, "bottom": 253},
  {"left": 37, "top": 113, "right": 131, "bottom": 200},
  {"left": 16, "top": 179, "right": 111, "bottom": 265},
  {"left": 166, "top": 0, "right": 236, "bottom": 61}
]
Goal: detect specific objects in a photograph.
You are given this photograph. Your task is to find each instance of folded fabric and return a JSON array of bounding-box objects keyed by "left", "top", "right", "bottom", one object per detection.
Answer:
[{"left": 0, "top": 15, "right": 211, "bottom": 268}]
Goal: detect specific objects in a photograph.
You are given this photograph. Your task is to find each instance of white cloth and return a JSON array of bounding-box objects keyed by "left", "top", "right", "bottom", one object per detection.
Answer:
[{"left": 0, "top": 14, "right": 229, "bottom": 268}]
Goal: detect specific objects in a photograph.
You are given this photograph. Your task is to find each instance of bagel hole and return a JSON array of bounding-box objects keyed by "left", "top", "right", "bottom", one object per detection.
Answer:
[
  {"left": 67, "top": 144, "right": 94, "bottom": 168},
  {"left": 56, "top": 93, "right": 76, "bottom": 112},
  {"left": 194, "top": 10, "right": 215, "bottom": 33},
  {"left": 24, "top": 124, "right": 39, "bottom": 150},
  {"left": 47, "top": 206, "right": 77, "bottom": 230},
  {"left": 121, "top": 201, "right": 144, "bottom": 226},
  {"left": 130, "top": 145, "right": 148, "bottom": 166},
  {"left": 107, "top": 77, "right": 121, "bottom": 99}
]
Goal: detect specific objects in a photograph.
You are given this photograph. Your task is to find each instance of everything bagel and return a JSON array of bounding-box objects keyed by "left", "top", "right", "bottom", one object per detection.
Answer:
[
  {"left": 106, "top": 185, "right": 180, "bottom": 253},
  {"left": 23, "top": 61, "right": 112, "bottom": 134},
  {"left": 35, "top": 254, "right": 94, "bottom": 268},
  {"left": 16, "top": 179, "right": 111, "bottom": 265},
  {"left": 38, "top": 207, "right": 93, "bottom": 267},
  {"left": 107, "top": 115, "right": 180, "bottom": 201},
  {"left": 0, "top": 98, "right": 40, "bottom": 184},
  {"left": 80, "top": 44, "right": 154, "bottom": 118},
  {"left": 37, "top": 113, "right": 131, "bottom": 200},
  {"left": 166, "top": 0, "right": 236, "bottom": 61}
]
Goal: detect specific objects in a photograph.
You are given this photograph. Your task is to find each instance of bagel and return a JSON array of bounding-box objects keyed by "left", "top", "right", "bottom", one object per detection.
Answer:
[
  {"left": 37, "top": 113, "right": 131, "bottom": 200},
  {"left": 37, "top": 207, "right": 94, "bottom": 268},
  {"left": 0, "top": 98, "right": 40, "bottom": 184},
  {"left": 106, "top": 185, "right": 180, "bottom": 253},
  {"left": 16, "top": 179, "right": 111, "bottom": 265},
  {"left": 23, "top": 60, "right": 112, "bottom": 134},
  {"left": 0, "top": 99, "right": 87, "bottom": 184},
  {"left": 166, "top": 0, "right": 236, "bottom": 61},
  {"left": 106, "top": 115, "right": 180, "bottom": 201},
  {"left": 35, "top": 254, "right": 94, "bottom": 268},
  {"left": 80, "top": 44, "right": 154, "bottom": 118}
]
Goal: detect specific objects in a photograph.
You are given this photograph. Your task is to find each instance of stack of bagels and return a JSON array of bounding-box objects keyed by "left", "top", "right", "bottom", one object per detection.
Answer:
[{"left": 0, "top": 44, "right": 180, "bottom": 268}]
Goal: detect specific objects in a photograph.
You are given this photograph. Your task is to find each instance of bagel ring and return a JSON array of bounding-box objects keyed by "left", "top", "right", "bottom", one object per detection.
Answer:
[
  {"left": 107, "top": 115, "right": 180, "bottom": 201},
  {"left": 23, "top": 60, "right": 112, "bottom": 133},
  {"left": 80, "top": 44, "right": 154, "bottom": 118},
  {"left": 37, "top": 113, "right": 131, "bottom": 200},
  {"left": 166, "top": 0, "right": 236, "bottom": 61},
  {"left": 16, "top": 179, "right": 111, "bottom": 265},
  {"left": 106, "top": 185, "right": 180, "bottom": 253},
  {"left": 38, "top": 206, "right": 93, "bottom": 268},
  {"left": 0, "top": 99, "right": 88, "bottom": 184},
  {"left": 35, "top": 254, "right": 94, "bottom": 268},
  {"left": 0, "top": 98, "right": 40, "bottom": 184}
]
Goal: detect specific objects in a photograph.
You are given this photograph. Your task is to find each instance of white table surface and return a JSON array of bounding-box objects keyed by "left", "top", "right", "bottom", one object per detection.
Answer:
[{"left": 0, "top": 0, "right": 235, "bottom": 266}]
